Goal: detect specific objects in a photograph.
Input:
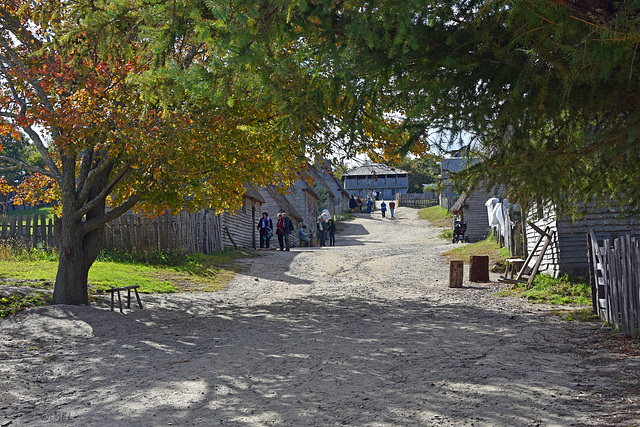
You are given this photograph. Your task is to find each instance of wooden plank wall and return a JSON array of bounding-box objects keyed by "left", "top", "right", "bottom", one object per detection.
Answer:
[
  {"left": 525, "top": 205, "right": 560, "bottom": 277},
  {"left": 221, "top": 198, "right": 258, "bottom": 249},
  {"left": 528, "top": 204, "right": 640, "bottom": 278},
  {"left": 588, "top": 232, "right": 640, "bottom": 336},
  {"left": 457, "top": 192, "right": 492, "bottom": 243}
]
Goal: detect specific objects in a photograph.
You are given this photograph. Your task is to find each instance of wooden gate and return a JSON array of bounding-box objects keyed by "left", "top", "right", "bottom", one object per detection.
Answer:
[{"left": 588, "top": 230, "right": 640, "bottom": 336}]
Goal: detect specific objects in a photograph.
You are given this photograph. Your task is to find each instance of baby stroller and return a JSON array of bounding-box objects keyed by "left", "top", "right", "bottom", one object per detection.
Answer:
[{"left": 452, "top": 220, "right": 470, "bottom": 243}]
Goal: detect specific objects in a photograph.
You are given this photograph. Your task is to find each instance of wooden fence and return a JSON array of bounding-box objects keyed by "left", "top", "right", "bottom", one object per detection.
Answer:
[
  {"left": 1, "top": 210, "right": 225, "bottom": 254},
  {"left": 587, "top": 230, "right": 640, "bottom": 336},
  {"left": 396, "top": 193, "right": 438, "bottom": 209},
  {"left": 0, "top": 214, "right": 56, "bottom": 248}
]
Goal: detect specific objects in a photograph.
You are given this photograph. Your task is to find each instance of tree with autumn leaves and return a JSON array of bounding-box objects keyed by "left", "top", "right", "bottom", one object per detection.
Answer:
[
  {"left": 4, "top": 0, "right": 637, "bottom": 306},
  {"left": 0, "top": 0, "right": 311, "bottom": 304}
]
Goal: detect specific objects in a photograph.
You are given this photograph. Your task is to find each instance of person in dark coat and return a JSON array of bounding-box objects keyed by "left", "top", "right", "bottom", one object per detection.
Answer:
[
  {"left": 282, "top": 213, "right": 295, "bottom": 251},
  {"left": 327, "top": 219, "right": 336, "bottom": 246},
  {"left": 257, "top": 212, "right": 273, "bottom": 248},
  {"left": 349, "top": 196, "right": 357, "bottom": 213},
  {"left": 275, "top": 213, "right": 285, "bottom": 250}
]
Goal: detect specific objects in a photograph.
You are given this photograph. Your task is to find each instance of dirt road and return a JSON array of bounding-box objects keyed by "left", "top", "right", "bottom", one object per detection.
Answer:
[{"left": 1, "top": 207, "right": 639, "bottom": 426}]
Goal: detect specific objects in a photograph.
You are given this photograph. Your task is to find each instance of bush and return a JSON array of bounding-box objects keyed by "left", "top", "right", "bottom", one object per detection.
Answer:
[{"left": 0, "top": 293, "right": 49, "bottom": 317}]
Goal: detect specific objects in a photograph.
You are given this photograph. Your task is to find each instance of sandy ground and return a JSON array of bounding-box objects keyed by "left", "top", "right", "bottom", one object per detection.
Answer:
[{"left": 1, "top": 207, "right": 640, "bottom": 426}]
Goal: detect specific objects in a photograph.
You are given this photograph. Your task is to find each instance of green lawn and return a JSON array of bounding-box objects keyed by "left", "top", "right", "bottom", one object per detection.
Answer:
[
  {"left": 0, "top": 248, "right": 253, "bottom": 295},
  {"left": 418, "top": 205, "right": 453, "bottom": 228},
  {"left": 4, "top": 207, "right": 54, "bottom": 218}
]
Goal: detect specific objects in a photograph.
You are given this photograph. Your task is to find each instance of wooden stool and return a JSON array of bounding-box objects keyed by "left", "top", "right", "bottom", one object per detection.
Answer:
[
  {"left": 106, "top": 285, "right": 143, "bottom": 313},
  {"left": 500, "top": 258, "right": 526, "bottom": 283}
]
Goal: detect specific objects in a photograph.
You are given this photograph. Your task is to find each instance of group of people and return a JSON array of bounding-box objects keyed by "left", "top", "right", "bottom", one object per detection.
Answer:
[
  {"left": 315, "top": 216, "right": 336, "bottom": 246},
  {"left": 350, "top": 195, "right": 396, "bottom": 218},
  {"left": 379, "top": 200, "right": 396, "bottom": 218},
  {"left": 257, "top": 212, "right": 295, "bottom": 251},
  {"left": 257, "top": 212, "right": 337, "bottom": 250}
]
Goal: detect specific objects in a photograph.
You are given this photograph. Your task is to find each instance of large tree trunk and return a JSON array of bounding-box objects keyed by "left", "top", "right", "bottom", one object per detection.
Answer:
[
  {"left": 52, "top": 153, "right": 110, "bottom": 305},
  {"left": 52, "top": 210, "right": 105, "bottom": 305}
]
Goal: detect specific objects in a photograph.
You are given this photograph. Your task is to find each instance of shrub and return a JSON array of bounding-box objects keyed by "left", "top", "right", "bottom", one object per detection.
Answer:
[{"left": 0, "top": 293, "right": 49, "bottom": 318}]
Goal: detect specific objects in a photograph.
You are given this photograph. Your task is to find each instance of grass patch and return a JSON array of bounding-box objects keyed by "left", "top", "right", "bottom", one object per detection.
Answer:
[
  {"left": 441, "top": 229, "right": 453, "bottom": 240},
  {"left": 442, "top": 236, "right": 510, "bottom": 266},
  {"left": 4, "top": 207, "right": 54, "bottom": 218},
  {"left": 418, "top": 205, "right": 453, "bottom": 228},
  {"left": 498, "top": 274, "right": 592, "bottom": 306},
  {"left": 553, "top": 308, "right": 600, "bottom": 322},
  {"left": 0, "top": 248, "right": 255, "bottom": 316}
]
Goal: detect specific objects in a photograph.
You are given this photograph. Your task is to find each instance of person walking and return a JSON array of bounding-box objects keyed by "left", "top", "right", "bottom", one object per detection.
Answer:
[
  {"left": 389, "top": 200, "right": 396, "bottom": 218},
  {"left": 317, "top": 216, "right": 327, "bottom": 246},
  {"left": 366, "top": 198, "right": 372, "bottom": 214},
  {"left": 327, "top": 219, "right": 336, "bottom": 246},
  {"left": 349, "top": 196, "right": 357, "bottom": 213},
  {"left": 283, "top": 213, "right": 294, "bottom": 251},
  {"left": 356, "top": 195, "right": 362, "bottom": 213},
  {"left": 380, "top": 201, "right": 387, "bottom": 218},
  {"left": 275, "top": 213, "right": 285, "bottom": 250},
  {"left": 257, "top": 212, "right": 273, "bottom": 248}
]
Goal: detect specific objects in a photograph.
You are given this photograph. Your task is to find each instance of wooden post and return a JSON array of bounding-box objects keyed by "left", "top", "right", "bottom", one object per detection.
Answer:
[
  {"left": 40, "top": 214, "right": 46, "bottom": 248},
  {"left": 469, "top": 255, "right": 490, "bottom": 282},
  {"left": 449, "top": 260, "right": 464, "bottom": 288}
]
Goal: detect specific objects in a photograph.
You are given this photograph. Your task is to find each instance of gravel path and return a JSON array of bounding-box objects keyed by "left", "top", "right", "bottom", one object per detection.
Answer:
[{"left": 1, "top": 207, "right": 639, "bottom": 426}]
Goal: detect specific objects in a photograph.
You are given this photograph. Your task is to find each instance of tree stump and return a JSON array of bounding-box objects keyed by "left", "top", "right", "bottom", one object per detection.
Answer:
[
  {"left": 449, "top": 260, "right": 464, "bottom": 288},
  {"left": 469, "top": 255, "right": 490, "bottom": 282}
]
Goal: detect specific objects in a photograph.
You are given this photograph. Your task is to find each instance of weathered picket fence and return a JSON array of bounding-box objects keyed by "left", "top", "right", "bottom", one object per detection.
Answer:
[
  {"left": 0, "top": 214, "right": 56, "bottom": 248},
  {"left": 587, "top": 230, "right": 640, "bottom": 336},
  {"left": 395, "top": 193, "right": 438, "bottom": 208},
  {"left": 0, "top": 210, "right": 225, "bottom": 254}
]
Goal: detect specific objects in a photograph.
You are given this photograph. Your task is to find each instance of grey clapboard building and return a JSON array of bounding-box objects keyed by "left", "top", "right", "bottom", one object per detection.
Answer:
[{"left": 341, "top": 164, "right": 408, "bottom": 201}]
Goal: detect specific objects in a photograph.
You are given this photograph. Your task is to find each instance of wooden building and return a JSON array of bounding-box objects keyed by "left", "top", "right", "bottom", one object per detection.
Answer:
[
  {"left": 450, "top": 189, "right": 497, "bottom": 243},
  {"left": 316, "top": 158, "right": 350, "bottom": 216},
  {"left": 220, "top": 185, "right": 266, "bottom": 250},
  {"left": 342, "top": 163, "right": 408, "bottom": 201},
  {"left": 257, "top": 184, "right": 305, "bottom": 246},
  {"left": 526, "top": 204, "right": 640, "bottom": 278}
]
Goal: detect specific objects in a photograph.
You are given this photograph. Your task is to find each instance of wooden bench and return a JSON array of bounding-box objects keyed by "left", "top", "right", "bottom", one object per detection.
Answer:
[{"left": 106, "top": 285, "right": 143, "bottom": 313}]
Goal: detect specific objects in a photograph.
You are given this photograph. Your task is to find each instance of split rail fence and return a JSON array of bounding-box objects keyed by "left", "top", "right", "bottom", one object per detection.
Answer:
[
  {"left": 587, "top": 230, "right": 640, "bottom": 336},
  {"left": 0, "top": 210, "right": 225, "bottom": 254}
]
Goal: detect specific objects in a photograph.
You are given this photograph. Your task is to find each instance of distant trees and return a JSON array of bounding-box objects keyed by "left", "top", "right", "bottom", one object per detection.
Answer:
[{"left": 399, "top": 158, "right": 440, "bottom": 194}]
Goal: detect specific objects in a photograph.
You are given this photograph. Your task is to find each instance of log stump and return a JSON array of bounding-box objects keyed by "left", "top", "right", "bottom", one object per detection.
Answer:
[
  {"left": 449, "top": 260, "right": 464, "bottom": 288},
  {"left": 469, "top": 255, "right": 490, "bottom": 282}
]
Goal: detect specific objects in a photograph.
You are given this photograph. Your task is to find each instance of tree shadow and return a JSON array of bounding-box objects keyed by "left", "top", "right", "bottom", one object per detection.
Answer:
[{"left": 1, "top": 297, "right": 615, "bottom": 426}]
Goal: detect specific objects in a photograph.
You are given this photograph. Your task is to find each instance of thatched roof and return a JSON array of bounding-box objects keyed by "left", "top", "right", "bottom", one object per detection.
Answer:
[
  {"left": 263, "top": 185, "right": 304, "bottom": 223},
  {"left": 243, "top": 184, "right": 266, "bottom": 204}
]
